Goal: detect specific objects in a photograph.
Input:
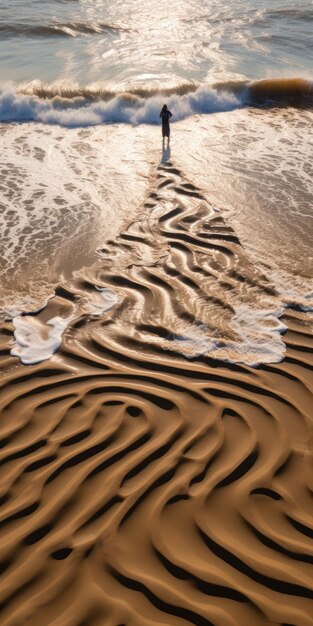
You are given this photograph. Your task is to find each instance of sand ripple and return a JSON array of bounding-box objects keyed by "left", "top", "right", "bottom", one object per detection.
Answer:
[{"left": 0, "top": 161, "right": 313, "bottom": 625}]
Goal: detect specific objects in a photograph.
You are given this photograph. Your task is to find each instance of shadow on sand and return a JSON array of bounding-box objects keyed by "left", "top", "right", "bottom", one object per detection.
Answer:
[{"left": 161, "top": 143, "right": 171, "bottom": 164}]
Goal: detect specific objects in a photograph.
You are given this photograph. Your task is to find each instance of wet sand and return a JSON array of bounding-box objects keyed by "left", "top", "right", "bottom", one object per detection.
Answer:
[{"left": 0, "top": 160, "right": 313, "bottom": 626}]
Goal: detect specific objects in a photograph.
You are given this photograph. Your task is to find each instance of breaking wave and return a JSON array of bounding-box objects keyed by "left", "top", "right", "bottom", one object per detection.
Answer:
[{"left": 0, "top": 77, "right": 312, "bottom": 127}]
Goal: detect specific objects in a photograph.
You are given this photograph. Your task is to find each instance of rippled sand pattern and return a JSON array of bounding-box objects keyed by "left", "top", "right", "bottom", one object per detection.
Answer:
[{"left": 0, "top": 162, "right": 313, "bottom": 626}]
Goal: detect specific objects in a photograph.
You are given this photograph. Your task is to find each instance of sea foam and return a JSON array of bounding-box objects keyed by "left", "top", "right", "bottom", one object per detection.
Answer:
[
  {"left": 0, "top": 82, "right": 242, "bottom": 127},
  {"left": 10, "top": 287, "right": 118, "bottom": 365},
  {"left": 11, "top": 314, "right": 74, "bottom": 365},
  {"left": 1, "top": 77, "right": 311, "bottom": 127}
]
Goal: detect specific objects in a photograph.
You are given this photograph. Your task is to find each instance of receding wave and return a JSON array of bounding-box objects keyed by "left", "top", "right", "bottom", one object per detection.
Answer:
[
  {"left": 0, "top": 77, "right": 312, "bottom": 127},
  {"left": 0, "top": 21, "right": 127, "bottom": 38}
]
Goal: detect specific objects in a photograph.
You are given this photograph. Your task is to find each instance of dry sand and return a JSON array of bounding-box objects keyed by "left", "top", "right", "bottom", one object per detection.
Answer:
[{"left": 0, "top": 160, "right": 313, "bottom": 626}]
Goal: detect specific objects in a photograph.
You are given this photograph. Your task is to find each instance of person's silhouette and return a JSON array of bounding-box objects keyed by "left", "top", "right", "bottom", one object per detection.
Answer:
[{"left": 160, "top": 104, "right": 172, "bottom": 146}]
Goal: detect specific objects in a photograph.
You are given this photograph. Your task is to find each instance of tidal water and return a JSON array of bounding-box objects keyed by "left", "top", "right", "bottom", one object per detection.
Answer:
[{"left": 1, "top": 0, "right": 312, "bottom": 85}]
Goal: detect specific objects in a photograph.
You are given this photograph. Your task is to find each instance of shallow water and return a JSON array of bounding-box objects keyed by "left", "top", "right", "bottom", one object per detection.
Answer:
[
  {"left": 1, "top": 0, "right": 312, "bottom": 84},
  {"left": 0, "top": 122, "right": 155, "bottom": 316}
]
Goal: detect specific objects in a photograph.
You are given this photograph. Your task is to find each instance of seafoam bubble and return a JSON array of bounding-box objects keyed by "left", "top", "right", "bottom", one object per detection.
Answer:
[
  {"left": 81, "top": 287, "right": 119, "bottom": 316},
  {"left": 10, "top": 287, "right": 118, "bottom": 365},
  {"left": 230, "top": 305, "right": 287, "bottom": 365},
  {"left": 11, "top": 314, "right": 75, "bottom": 365},
  {"left": 161, "top": 305, "right": 287, "bottom": 366}
]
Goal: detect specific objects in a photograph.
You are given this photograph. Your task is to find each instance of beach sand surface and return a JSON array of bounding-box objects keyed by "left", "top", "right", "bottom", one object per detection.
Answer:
[{"left": 0, "top": 158, "right": 313, "bottom": 626}]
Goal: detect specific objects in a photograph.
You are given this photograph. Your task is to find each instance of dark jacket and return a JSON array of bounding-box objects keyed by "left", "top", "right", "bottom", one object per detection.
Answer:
[{"left": 160, "top": 109, "right": 172, "bottom": 136}]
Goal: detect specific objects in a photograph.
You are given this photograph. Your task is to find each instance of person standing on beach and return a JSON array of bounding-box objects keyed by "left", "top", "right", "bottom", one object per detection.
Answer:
[{"left": 160, "top": 104, "right": 172, "bottom": 144}]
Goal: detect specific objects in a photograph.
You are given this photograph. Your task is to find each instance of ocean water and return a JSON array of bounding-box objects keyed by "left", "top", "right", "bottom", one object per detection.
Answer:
[{"left": 0, "top": 0, "right": 312, "bottom": 364}]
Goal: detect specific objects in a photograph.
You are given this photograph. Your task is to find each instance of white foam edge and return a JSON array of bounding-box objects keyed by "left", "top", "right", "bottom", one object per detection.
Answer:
[
  {"left": 86, "top": 286, "right": 119, "bottom": 314},
  {"left": 2, "top": 294, "right": 54, "bottom": 322},
  {"left": 0, "top": 81, "right": 241, "bottom": 127},
  {"left": 157, "top": 306, "right": 288, "bottom": 366},
  {"left": 11, "top": 314, "right": 75, "bottom": 365},
  {"left": 229, "top": 305, "right": 288, "bottom": 365},
  {"left": 10, "top": 286, "right": 118, "bottom": 365}
]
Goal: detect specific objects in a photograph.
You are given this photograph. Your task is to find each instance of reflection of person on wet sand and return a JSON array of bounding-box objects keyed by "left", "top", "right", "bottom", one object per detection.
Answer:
[{"left": 160, "top": 104, "right": 172, "bottom": 146}]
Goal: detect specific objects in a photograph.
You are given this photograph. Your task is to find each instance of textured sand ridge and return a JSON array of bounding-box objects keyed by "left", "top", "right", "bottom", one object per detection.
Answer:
[{"left": 0, "top": 161, "right": 313, "bottom": 626}]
